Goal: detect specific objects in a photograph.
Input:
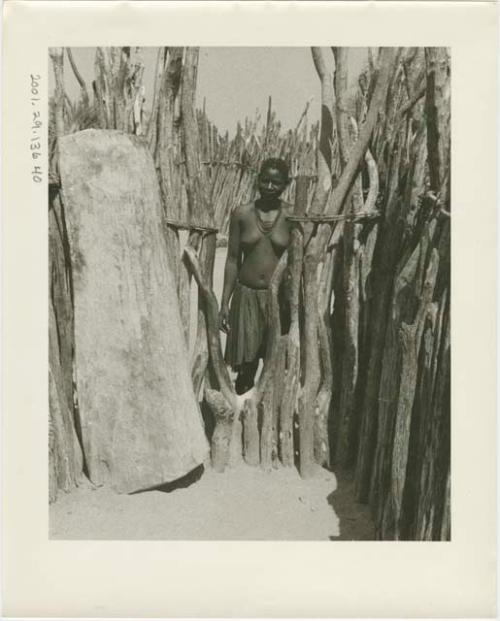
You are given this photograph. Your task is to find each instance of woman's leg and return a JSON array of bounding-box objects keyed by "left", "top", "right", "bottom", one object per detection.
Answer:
[{"left": 235, "top": 359, "right": 259, "bottom": 395}]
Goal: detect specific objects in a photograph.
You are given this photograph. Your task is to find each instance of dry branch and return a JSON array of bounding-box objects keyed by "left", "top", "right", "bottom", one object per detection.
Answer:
[{"left": 66, "top": 48, "right": 89, "bottom": 105}]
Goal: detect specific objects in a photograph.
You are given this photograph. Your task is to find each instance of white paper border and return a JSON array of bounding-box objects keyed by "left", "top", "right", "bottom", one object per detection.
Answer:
[{"left": 2, "top": 1, "right": 497, "bottom": 617}]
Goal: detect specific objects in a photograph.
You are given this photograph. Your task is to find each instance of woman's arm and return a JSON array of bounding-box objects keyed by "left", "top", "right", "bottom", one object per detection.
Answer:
[{"left": 219, "top": 209, "right": 241, "bottom": 332}]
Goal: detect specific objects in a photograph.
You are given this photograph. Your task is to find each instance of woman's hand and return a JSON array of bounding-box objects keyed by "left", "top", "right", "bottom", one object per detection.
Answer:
[{"left": 219, "top": 305, "right": 230, "bottom": 334}]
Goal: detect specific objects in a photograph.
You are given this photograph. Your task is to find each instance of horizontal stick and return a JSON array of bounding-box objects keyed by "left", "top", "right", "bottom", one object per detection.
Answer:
[
  {"left": 286, "top": 210, "right": 380, "bottom": 224},
  {"left": 164, "top": 218, "right": 219, "bottom": 233}
]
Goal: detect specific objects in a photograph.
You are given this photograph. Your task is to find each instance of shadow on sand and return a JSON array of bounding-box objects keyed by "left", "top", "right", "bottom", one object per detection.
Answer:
[
  {"left": 129, "top": 464, "right": 205, "bottom": 496},
  {"left": 326, "top": 469, "right": 375, "bottom": 541}
]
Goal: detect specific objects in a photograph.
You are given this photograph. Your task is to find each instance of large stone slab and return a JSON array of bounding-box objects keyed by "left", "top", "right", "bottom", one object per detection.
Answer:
[{"left": 59, "top": 129, "right": 208, "bottom": 493}]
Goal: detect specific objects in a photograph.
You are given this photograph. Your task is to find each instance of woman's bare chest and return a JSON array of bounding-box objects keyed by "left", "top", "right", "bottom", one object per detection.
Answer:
[{"left": 240, "top": 209, "right": 291, "bottom": 251}]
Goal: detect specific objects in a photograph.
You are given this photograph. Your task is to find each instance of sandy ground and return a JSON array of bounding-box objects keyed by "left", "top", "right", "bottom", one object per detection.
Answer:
[
  {"left": 50, "top": 246, "right": 374, "bottom": 540},
  {"left": 50, "top": 464, "right": 374, "bottom": 540}
]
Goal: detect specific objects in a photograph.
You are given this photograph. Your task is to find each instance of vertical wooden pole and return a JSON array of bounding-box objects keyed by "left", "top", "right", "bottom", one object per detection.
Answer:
[
  {"left": 49, "top": 48, "right": 85, "bottom": 502},
  {"left": 310, "top": 48, "right": 335, "bottom": 211},
  {"left": 179, "top": 47, "right": 204, "bottom": 348},
  {"left": 243, "top": 399, "right": 260, "bottom": 466},
  {"left": 156, "top": 47, "right": 184, "bottom": 301},
  {"left": 50, "top": 49, "right": 65, "bottom": 127},
  {"left": 66, "top": 48, "right": 89, "bottom": 106}
]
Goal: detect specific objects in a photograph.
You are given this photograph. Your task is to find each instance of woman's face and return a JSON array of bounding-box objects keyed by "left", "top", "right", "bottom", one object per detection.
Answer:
[{"left": 258, "top": 167, "right": 288, "bottom": 200}]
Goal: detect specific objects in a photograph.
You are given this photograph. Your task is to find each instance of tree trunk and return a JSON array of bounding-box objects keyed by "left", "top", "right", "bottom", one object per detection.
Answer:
[{"left": 58, "top": 129, "right": 209, "bottom": 493}]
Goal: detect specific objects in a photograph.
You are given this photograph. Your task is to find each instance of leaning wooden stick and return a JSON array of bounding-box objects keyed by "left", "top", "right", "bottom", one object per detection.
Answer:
[{"left": 183, "top": 244, "right": 235, "bottom": 409}]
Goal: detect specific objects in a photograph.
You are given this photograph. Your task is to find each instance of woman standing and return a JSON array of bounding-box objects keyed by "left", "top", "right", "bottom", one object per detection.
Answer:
[{"left": 219, "top": 158, "right": 292, "bottom": 395}]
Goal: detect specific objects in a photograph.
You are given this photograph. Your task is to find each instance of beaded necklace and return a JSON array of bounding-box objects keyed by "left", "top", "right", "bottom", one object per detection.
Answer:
[{"left": 255, "top": 201, "right": 282, "bottom": 235}]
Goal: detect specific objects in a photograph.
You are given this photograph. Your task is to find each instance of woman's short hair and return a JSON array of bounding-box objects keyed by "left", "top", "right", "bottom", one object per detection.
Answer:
[{"left": 259, "top": 158, "right": 290, "bottom": 184}]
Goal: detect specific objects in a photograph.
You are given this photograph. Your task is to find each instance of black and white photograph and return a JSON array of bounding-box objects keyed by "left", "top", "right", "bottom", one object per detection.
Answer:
[{"left": 48, "top": 46, "right": 450, "bottom": 541}]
